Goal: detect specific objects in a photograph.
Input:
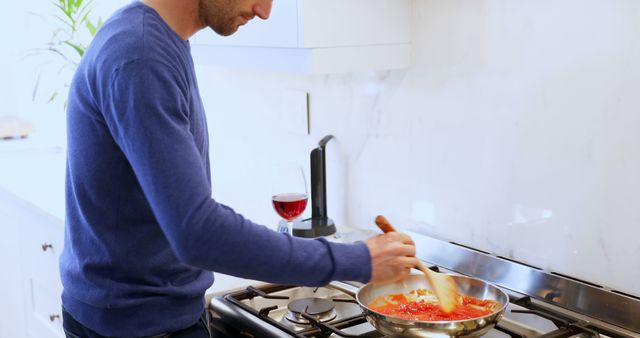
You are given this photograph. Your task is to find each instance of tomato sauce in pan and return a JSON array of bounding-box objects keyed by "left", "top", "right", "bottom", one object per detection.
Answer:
[{"left": 368, "top": 288, "right": 499, "bottom": 321}]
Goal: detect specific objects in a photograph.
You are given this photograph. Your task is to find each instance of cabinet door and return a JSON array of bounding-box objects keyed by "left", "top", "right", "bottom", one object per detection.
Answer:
[
  {"left": 21, "top": 210, "right": 64, "bottom": 297},
  {"left": 6, "top": 189, "right": 66, "bottom": 338},
  {"left": 25, "top": 279, "right": 65, "bottom": 338},
  {"left": 23, "top": 218, "right": 65, "bottom": 338},
  {"left": 300, "top": 0, "right": 411, "bottom": 48},
  {"left": 0, "top": 189, "right": 27, "bottom": 338}
]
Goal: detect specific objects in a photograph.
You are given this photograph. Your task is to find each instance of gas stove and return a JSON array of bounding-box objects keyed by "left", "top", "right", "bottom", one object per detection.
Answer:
[{"left": 207, "top": 232, "right": 640, "bottom": 337}]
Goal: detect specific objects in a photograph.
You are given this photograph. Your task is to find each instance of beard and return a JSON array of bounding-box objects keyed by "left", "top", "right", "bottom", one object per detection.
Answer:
[{"left": 199, "top": 0, "right": 246, "bottom": 36}]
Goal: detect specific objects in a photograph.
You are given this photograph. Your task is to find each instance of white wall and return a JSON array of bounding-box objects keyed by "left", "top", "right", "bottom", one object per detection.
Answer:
[{"left": 195, "top": 0, "right": 640, "bottom": 296}]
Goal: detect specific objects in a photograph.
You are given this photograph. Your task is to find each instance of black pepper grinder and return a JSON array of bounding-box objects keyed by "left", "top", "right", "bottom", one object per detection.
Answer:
[{"left": 292, "top": 135, "right": 337, "bottom": 238}]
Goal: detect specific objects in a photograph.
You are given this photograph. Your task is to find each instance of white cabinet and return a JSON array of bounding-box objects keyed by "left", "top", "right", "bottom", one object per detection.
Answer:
[
  {"left": 191, "top": 0, "right": 412, "bottom": 74},
  {"left": 21, "top": 208, "right": 65, "bottom": 338},
  {"left": 0, "top": 188, "right": 65, "bottom": 338},
  {"left": 0, "top": 189, "right": 27, "bottom": 338}
]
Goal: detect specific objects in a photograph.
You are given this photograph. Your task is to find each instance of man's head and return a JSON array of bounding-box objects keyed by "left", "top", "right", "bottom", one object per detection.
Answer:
[{"left": 199, "top": 0, "right": 273, "bottom": 36}]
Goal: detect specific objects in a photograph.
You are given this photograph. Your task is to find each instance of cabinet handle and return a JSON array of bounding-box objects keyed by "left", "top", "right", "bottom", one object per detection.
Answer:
[
  {"left": 41, "top": 243, "right": 53, "bottom": 251},
  {"left": 49, "top": 314, "right": 60, "bottom": 322}
]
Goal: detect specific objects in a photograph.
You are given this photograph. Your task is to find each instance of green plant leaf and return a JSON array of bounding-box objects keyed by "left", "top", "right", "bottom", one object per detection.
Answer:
[
  {"left": 64, "top": 41, "right": 85, "bottom": 57},
  {"left": 46, "top": 46, "right": 69, "bottom": 61},
  {"left": 48, "top": 91, "right": 59, "bottom": 103},
  {"left": 49, "top": 26, "right": 73, "bottom": 41},
  {"left": 86, "top": 20, "right": 97, "bottom": 36},
  {"left": 83, "top": 0, "right": 95, "bottom": 10},
  {"left": 56, "top": 2, "right": 77, "bottom": 28},
  {"left": 32, "top": 74, "right": 41, "bottom": 101},
  {"left": 77, "top": 0, "right": 94, "bottom": 23},
  {"left": 54, "top": 14, "right": 74, "bottom": 31},
  {"left": 80, "top": 8, "right": 93, "bottom": 25},
  {"left": 62, "top": 0, "right": 70, "bottom": 14},
  {"left": 53, "top": 2, "right": 65, "bottom": 13},
  {"left": 53, "top": 0, "right": 65, "bottom": 11},
  {"left": 66, "top": 0, "right": 73, "bottom": 16}
]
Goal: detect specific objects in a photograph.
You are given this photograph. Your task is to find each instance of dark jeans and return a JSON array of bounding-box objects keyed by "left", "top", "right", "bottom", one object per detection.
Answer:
[{"left": 62, "top": 308, "right": 212, "bottom": 338}]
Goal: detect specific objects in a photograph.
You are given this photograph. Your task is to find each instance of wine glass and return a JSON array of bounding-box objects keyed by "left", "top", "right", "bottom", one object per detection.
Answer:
[{"left": 271, "top": 165, "right": 308, "bottom": 236}]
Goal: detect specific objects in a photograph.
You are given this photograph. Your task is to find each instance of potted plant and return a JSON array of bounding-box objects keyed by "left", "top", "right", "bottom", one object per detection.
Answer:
[
  {"left": 0, "top": 0, "right": 103, "bottom": 140},
  {"left": 29, "top": 0, "right": 103, "bottom": 109}
]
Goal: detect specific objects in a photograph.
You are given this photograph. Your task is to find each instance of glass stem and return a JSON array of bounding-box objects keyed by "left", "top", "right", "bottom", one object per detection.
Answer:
[
  {"left": 276, "top": 220, "right": 293, "bottom": 236},
  {"left": 286, "top": 221, "right": 293, "bottom": 236}
]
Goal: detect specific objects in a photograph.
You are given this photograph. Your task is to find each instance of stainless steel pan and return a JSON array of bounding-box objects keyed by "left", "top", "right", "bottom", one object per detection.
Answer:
[{"left": 355, "top": 274, "right": 509, "bottom": 337}]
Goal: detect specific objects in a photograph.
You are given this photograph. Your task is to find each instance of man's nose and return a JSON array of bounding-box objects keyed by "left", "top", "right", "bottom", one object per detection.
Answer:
[{"left": 253, "top": 0, "right": 273, "bottom": 20}]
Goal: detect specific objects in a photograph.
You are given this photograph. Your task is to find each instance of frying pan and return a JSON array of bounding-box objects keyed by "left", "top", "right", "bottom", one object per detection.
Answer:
[{"left": 354, "top": 274, "right": 509, "bottom": 337}]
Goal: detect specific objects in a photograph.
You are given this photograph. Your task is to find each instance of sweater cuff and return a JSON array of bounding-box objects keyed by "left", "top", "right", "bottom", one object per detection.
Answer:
[{"left": 328, "top": 241, "right": 372, "bottom": 283}]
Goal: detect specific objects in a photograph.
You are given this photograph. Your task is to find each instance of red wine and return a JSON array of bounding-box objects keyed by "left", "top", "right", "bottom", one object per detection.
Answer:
[{"left": 272, "top": 193, "right": 308, "bottom": 221}]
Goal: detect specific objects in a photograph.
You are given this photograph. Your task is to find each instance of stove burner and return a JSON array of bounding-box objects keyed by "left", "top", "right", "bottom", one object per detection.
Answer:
[{"left": 285, "top": 297, "right": 337, "bottom": 325}]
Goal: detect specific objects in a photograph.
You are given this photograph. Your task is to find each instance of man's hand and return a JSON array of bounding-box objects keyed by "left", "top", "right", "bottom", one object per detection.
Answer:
[{"left": 365, "top": 232, "right": 419, "bottom": 284}]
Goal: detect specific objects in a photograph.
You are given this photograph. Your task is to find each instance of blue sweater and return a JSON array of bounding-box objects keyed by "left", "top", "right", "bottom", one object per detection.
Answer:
[{"left": 60, "top": 2, "right": 371, "bottom": 336}]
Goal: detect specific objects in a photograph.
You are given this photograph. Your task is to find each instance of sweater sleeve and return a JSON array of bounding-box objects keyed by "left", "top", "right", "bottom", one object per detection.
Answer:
[{"left": 102, "top": 59, "right": 371, "bottom": 285}]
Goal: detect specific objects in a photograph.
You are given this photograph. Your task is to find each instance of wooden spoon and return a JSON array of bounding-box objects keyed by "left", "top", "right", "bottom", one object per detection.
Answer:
[{"left": 374, "top": 215, "right": 461, "bottom": 313}]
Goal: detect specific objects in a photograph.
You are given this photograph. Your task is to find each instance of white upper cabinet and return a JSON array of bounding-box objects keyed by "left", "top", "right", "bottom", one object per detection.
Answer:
[{"left": 190, "top": 0, "right": 412, "bottom": 74}]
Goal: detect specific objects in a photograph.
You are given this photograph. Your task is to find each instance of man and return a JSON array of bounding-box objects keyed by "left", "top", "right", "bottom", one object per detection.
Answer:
[{"left": 60, "top": 0, "right": 419, "bottom": 337}]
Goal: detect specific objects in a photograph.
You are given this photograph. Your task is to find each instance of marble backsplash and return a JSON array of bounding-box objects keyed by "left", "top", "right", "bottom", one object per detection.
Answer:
[{"left": 195, "top": 0, "right": 640, "bottom": 296}]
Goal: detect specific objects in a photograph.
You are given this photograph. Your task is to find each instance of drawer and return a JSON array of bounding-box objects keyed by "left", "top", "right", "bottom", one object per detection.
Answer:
[
  {"left": 22, "top": 219, "right": 64, "bottom": 296},
  {"left": 26, "top": 278, "right": 65, "bottom": 338}
]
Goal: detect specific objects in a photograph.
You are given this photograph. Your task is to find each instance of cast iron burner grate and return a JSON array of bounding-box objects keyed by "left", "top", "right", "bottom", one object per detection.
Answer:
[{"left": 286, "top": 298, "right": 338, "bottom": 324}]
